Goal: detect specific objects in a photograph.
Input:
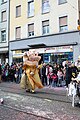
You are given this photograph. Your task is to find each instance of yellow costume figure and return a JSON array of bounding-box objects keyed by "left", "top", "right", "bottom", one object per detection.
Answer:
[{"left": 22, "top": 51, "right": 43, "bottom": 93}]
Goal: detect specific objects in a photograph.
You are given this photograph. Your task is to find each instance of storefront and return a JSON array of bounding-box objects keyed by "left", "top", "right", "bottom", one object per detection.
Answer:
[
  {"left": 9, "top": 31, "right": 80, "bottom": 65},
  {"left": 29, "top": 46, "right": 73, "bottom": 64},
  {"left": 44, "top": 52, "right": 73, "bottom": 64},
  {"left": 12, "top": 46, "right": 73, "bottom": 64}
]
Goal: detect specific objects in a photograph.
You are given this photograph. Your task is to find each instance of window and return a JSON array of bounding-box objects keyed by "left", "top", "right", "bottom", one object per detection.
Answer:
[
  {"left": 42, "top": 20, "right": 49, "bottom": 34},
  {"left": 1, "top": 30, "right": 6, "bottom": 42},
  {"left": 28, "top": 24, "right": 34, "bottom": 37},
  {"left": 58, "top": 0, "right": 67, "bottom": 5},
  {"left": 2, "top": 0, "right": 7, "bottom": 3},
  {"left": 15, "top": 27, "right": 21, "bottom": 39},
  {"left": 16, "top": 5, "right": 21, "bottom": 17},
  {"left": 42, "top": 0, "right": 49, "bottom": 13},
  {"left": 28, "top": 0, "right": 34, "bottom": 17},
  {"left": 1, "top": 11, "right": 7, "bottom": 22},
  {"left": 59, "top": 16, "right": 68, "bottom": 32}
]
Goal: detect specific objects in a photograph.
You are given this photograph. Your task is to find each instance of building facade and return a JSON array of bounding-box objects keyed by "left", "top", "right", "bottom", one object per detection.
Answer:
[
  {"left": 9, "top": 0, "right": 80, "bottom": 65},
  {"left": 0, "top": 0, "right": 9, "bottom": 64}
]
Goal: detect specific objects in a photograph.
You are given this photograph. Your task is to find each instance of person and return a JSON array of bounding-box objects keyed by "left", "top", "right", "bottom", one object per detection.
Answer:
[
  {"left": 65, "top": 60, "right": 72, "bottom": 88},
  {"left": 41, "top": 63, "right": 47, "bottom": 86},
  {"left": 71, "top": 63, "right": 78, "bottom": 79},
  {"left": 75, "top": 55, "right": 80, "bottom": 70},
  {"left": 73, "top": 56, "right": 80, "bottom": 107},
  {"left": 21, "top": 51, "right": 43, "bottom": 93},
  {"left": 57, "top": 68, "right": 63, "bottom": 87},
  {"left": 15, "top": 67, "right": 19, "bottom": 83},
  {"left": 71, "top": 72, "right": 80, "bottom": 107}
]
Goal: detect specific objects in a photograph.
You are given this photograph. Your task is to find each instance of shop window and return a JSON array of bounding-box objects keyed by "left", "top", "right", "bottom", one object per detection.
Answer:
[
  {"left": 42, "top": 0, "right": 50, "bottom": 13},
  {"left": 28, "top": 0, "right": 34, "bottom": 17},
  {"left": 1, "top": 30, "right": 6, "bottom": 42},
  {"left": 59, "top": 16, "right": 68, "bottom": 32},
  {"left": 1, "top": 10, "right": 7, "bottom": 22},
  {"left": 28, "top": 23, "right": 34, "bottom": 37},
  {"left": 15, "top": 27, "right": 21, "bottom": 39},
  {"left": 16, "top": 5, "right": 21, "bottom": 17},
  {"left": 15, "top": 50, "right": 22, "bottom": 54},
  {"left": 42, "top": 20, "right": 49, "bottom": 34}
]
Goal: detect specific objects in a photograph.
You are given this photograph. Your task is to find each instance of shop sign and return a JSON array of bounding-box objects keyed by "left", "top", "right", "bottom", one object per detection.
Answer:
[
  {"left": 44, "top": 46, "right": 73, "bottom": 53},
  {"left": 28, "top": 46, "right": 73, "bottom": 54}
]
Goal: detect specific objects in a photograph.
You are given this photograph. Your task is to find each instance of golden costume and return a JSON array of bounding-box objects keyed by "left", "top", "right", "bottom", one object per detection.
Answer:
[{"left": 20, "top": 51, "right": 43, "bottom": 93}]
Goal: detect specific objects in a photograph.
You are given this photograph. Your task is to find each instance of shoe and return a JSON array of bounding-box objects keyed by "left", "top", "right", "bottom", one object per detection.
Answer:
[
  {"left": 75, "top": 103, "right": 80, "bottom": 107},
  {"left": 26, "top": 89, "right": 30, "bottom": 92},
  {"left": 30, "top": 90, "right": 36, "bottom": 94}
]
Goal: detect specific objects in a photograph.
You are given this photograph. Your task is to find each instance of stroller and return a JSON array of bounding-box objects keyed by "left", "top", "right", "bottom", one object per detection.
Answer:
[{"left": 67, "top": 72, "right": 80, "bottom": 107}]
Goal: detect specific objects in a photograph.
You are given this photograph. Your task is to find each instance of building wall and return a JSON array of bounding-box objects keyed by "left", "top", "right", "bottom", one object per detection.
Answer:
[
  {"left": 9, "top": 0, "right": 80, "bottom": 64},
  {"left": 10, "top": 0, "right": 79, "bottom": 41},
  {"left": 0, "top": 1, "right": 9, "bottom": 47},
  {"left": 0, "top": 0, "right": 9, "bottom": 63}
]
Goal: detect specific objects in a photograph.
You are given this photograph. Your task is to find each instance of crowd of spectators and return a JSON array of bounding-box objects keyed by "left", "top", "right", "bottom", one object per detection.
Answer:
[
  {"left": 0, "top": 62, "right": 23, "bottom": 84},
  {"left": 40, "top": 60, "right": 79, "bottom": 88},
  {"left": 0, "top": 60, "right": 79, "bottom": 88}
]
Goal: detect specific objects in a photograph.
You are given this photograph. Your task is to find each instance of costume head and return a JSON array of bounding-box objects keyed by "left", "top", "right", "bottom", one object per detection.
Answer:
[{"left": 23, "top": 51, "right": 41, "bottom": 62}]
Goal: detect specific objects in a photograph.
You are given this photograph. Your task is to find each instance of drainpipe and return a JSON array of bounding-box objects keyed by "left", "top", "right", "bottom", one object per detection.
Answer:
[{"left": 8, "top": 0, "right": 10, "bottom": 64}]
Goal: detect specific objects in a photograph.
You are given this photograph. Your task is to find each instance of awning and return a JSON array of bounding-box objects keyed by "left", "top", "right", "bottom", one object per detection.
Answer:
[{"left": 28, "top": 43, "right": 47, "bottom": 48}]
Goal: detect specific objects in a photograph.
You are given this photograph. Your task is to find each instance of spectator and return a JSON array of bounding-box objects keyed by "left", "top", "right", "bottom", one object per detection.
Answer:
[
  {"left": 65, "top": 61, "right": 72, "bottom": 87},
  {"left": 57, "top": 68, "right": 63, "bottom": 87},
  {"left": 41, "top": 63, "right": 47, "bottom": 86},
  {"left": 15, "top": 67, "right": 19, "bottom": 83}
]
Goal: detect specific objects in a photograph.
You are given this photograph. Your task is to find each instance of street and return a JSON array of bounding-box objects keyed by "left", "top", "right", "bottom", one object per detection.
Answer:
[{"left": 0, "top": 82, "right": 80, "bottom": 120}]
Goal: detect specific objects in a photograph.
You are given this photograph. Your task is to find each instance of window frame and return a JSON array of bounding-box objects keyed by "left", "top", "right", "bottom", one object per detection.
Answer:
[
  {"left": 58, "top": 0, "right": 67, "bottom": 5},
  {"left": 28, "top": 23, "right": 34, "bottom": 37},
  {"left": 28, "top": 0, "right": 34, "bottom": 17},
  {"left": 1, "top": 10, "right": 7, "bottom": 22},
  {"left": 42, "top": 0, "right": 50, "bottom": 14},
  {"left": 42, "top": 20, "right": 49, "bottom": 35},
  {"left": 15, "top": 26, "right": 21, "bottom": 39},
  {"left": 1, "top": 0, "right": 7, "bottom": 4},
  {"left": 1, "top": 29, "right": 6, "bottom": 42},
  {"left": 59, "top": 16, "right": 68, "bottom": 32},
  {"left": 16, "top": 5, "right": 21, "bottom": 18}
]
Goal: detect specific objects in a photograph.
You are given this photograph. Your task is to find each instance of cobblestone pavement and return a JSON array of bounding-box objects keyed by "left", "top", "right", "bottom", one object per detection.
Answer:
[
  {"left": 0, "top": 105, "right": 47, "bottom": 120},
  {"left": 0, "top": 82, "right": 69, "bottom": 103},
  {"left": 0, "top": 82, "right": 80, "bottom": 120},
  {"left": 0, "top": 91, "right": 80, "bottom": 119}
]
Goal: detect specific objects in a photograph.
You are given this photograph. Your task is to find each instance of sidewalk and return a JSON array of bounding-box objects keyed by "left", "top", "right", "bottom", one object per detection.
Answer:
[{"left": 0, "top": 82, "right": 70, "bottom": 103}]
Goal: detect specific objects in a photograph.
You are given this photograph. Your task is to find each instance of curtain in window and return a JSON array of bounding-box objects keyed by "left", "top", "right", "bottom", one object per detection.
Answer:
[
  {"left": 16, "top": 27, "right": 21, "bottom": 39},
  {"left": 42, "top": 20, "right": 49, "bottom": 26},
  {"left": 28, "top": 24, "right": 34, "bottom": 32},
  {"left": 59, "top": 16, "right": 67, "bottom": 26},
  {"left": 16, "top": 5, "right": 21, "bottom": 17}
]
